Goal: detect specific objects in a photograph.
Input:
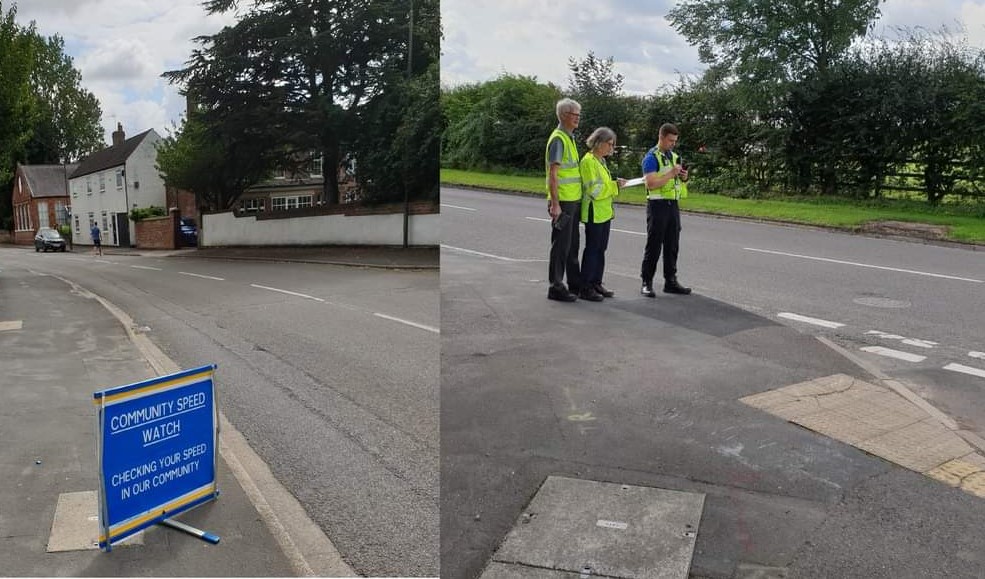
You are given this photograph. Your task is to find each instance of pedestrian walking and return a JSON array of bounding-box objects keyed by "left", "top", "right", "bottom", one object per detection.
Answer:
[
  {"left": 90, "top": 222, "right": 102, "bottom": 256},
  {"left": 640, "top": 123, "right": 691, "bottom": 297},
  {"left": 579, "top": 127, "right": 626, "bottom": 301},
  {"left": 545, "top": 97, "right": 584, "bottom": 302}
]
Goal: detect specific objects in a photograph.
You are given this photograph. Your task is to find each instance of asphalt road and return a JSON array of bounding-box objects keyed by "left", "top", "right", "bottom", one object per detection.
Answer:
[
  {"left": 441, "top": 187, "right": 985, "bottom": 434},
  {"left": 440, "top": 186, "right": 985, "bottom": 579},
  {"left": 0, "top": 246, "right": 438, "bottom": 577}
]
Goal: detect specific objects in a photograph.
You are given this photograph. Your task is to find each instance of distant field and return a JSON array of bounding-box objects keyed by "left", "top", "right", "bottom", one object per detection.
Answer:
[{"left": 441, "top": 168, "right": 985, "bottom": 244}]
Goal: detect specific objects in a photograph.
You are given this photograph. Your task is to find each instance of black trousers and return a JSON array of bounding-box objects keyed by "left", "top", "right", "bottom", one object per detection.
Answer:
[
  {"left": 549, "top": 200, "right": 581, "bottom": 291},
  {"left": 640, "top": 199, "right": 681, "bottom": 284},
  {"left": 581, "top": 204, "right": 611, "bottom": 286}
]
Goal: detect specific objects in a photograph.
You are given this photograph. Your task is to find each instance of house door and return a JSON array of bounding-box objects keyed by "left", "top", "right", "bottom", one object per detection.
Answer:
[{"left": 115, "top": 213, "right": 130, "bottom": 247}]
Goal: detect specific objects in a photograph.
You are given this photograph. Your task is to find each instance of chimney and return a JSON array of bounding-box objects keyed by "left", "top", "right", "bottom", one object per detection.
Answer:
[{"left": 112, "top": 123, "right": 125, "bottom": 147}]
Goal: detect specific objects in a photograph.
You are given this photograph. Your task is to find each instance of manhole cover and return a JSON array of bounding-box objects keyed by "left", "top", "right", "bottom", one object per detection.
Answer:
[{"left": 853, "top": 297, "right": 910, "bottom": 308}]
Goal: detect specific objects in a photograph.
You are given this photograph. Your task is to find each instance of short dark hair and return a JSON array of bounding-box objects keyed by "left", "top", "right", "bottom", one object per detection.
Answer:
[{"left": 659, "top": 123, "right": 679, "bottom": 138}]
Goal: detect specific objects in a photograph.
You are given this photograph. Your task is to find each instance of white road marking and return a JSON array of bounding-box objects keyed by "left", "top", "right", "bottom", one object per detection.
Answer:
[
  {"left": 744, "top": 248, "right": 984, "bottom": 283},
  {"left": 866, "top": 330, "right": 937, "bottom": 349},
  {"left": 373, "top": 313, "right": 439, "bottom": 334},
  {"left": 0, "top": 321, "right": 23, "bottom": 331},
  {"left": 179, "top": 271, "right": 225, "bottom": 281},
  {"left": 441, "top": 203, "right": 477, "bottom": 211},
  {"left": 250, "top": 284, "right": 325, "bottom": 302},
  {"left": 441, "top": 244, "right": 546, "bottom": 262},
  {"left": 860, "top": 346, "right": 927, "bottom": 363},
  {"left": 612, "top": 227, "right": 645, "bottom": 236},
  {"left": 970, "top": 351, "right": 985, "bottom": 360},
  {"left": 944, "top": 363, "right": 985, "bottom": 379},
  {"left": 777, "top": 312, "right": 845, "bottom": 328},
  {"left": 131, "top": 265, "right": 162, "bottom": 271}
]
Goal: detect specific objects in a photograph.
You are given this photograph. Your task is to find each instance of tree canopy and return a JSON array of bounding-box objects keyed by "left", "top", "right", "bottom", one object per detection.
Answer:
[
  {"left": 162, "top": 0, "right": 438, "bottom": 208},
  {"left": 0, "top": 1, "right": 103, "bottom": 228}
]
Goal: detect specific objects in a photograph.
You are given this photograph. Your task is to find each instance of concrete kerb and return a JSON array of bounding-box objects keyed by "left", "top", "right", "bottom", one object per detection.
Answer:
[
  {"left": 170, "top": 253, "right": 439, "bottom": 271},
  {"left": 47, "top": 273, "right": 357, "bottom": 578},
  {"left": 815, "top": 335, "right": 985, "bottom": 455}
]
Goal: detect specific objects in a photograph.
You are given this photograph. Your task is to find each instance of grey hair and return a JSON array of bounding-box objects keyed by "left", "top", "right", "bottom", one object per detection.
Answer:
[
  {"left": 586, "top": 127, "right": 617, "bottom": 150},
  {"left": 555, "top": 98, "right": 581, "bottom": 121}
]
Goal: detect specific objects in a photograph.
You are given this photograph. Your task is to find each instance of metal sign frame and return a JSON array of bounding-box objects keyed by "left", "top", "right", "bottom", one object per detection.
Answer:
[{"left": 93, "top": 364, "right": 219, "bottom": 550}]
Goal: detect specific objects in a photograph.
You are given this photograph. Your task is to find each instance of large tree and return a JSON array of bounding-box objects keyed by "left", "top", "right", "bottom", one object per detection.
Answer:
[
  {"left": 22, "top": 31, "right": 103, "bottom": 164},
  {"left": 165, "top": 0, "right": 428, "bottom": 206},
  {"left": 0, "top": 1, "right": 102, "bottom": 228},
  {"left": 668, "top": 0, "right": 884, "bottom": 83}
]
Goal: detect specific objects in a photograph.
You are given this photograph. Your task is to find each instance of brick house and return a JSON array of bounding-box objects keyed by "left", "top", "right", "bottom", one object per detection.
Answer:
[{"left": 11, "top": 163, "right": 76, "bottom": 245}]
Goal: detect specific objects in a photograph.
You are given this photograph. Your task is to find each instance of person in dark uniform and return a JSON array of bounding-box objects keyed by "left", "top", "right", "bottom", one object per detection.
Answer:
[{"left": 640, "top": 123, "right": 691, "bottom": 297}]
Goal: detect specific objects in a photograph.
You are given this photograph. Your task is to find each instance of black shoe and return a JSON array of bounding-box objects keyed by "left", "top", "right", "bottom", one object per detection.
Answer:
[
  {"left": 548, "top": 286, "right": 577, "bottom": 302},
  {"left": 663, "top": 278, "right": 692, "bottom": 295},
  {"left": 594, "top": 283, "right": 614, "bottom": 298},
  {"left": 579, "top": 286, "right": 604, "bottom": 302},
  {"left": 640, "top": 283, "right": 656, "bottom": 298}
]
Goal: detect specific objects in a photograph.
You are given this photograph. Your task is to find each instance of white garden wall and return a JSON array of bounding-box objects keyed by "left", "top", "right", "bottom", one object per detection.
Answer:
[{"left": 201, "top": 210, "right": 439, "bottom": 247}]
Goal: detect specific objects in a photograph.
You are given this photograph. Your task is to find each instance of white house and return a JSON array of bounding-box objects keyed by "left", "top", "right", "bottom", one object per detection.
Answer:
[{"left": 68, "top": 124, "right": 165, "bottom": 247}]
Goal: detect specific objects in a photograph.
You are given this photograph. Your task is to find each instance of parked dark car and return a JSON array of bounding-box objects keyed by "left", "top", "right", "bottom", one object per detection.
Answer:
[
  {"left": 34, "top": 228, "right": 67, "bottom": 252},
  {"left": 179, "top": 218, "right": 198, "bottom": 247}
]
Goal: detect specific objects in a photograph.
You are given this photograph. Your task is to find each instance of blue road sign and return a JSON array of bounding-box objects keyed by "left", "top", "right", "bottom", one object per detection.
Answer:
[{"left": 93, "top": 364, "right": 219, "bottom": 549}]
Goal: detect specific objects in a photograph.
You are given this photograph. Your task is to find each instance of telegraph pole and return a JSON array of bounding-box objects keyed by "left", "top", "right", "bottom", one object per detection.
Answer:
[{"left": 403, "top": 1, "right": 414, "bottom": 248}]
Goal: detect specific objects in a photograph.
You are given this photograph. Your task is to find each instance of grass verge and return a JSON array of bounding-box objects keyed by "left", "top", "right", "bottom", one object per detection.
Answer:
[{"left": 441, "top": 168, "right": 985, "bottom": 244}]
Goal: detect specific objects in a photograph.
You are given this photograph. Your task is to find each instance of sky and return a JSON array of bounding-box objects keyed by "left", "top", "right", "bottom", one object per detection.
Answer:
[
  {"left": 10, "top": 0, "right": 239, "bottom": 147},
  {"left": 441, "top": 0, "right": 985, "bottom": 94}
]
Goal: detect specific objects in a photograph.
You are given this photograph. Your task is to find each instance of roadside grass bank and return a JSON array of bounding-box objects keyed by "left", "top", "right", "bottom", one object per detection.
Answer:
[{"left": 441, "top": 168, "right": 985, "bottom": 245}]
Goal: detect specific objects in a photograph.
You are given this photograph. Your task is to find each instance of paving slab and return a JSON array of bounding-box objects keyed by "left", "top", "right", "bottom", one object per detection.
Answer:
[
  {"left": 480, "top": 562, "right": 584, "bottom": 578},
  {"left": 47, "top": 491, "right": 142, "bottom": 552},
  {"left": 741, "top": 375, "right": 980, "bottom": 498},
  {"left": 488, "top": 477, "right": 704, "bottom": 579}
]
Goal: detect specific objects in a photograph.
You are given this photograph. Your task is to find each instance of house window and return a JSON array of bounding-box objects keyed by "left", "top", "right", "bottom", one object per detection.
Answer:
[
  {"left": 38, "top": 202, "right": 50, "bottom": 229},
  {"left": 72, "top": 182, "right": 78, "bottom": 198},
  {"left": 116, "top": 169, "right": 123, "bottom": 189},
  {"left": 271, "top": 195, "right": 313, "bottom": 211},
  {"left": 17, "top": 176, "right": 22, "bottom": 195},
  {"left": 308, "top": 155, "right": 323, "bottom": 177},
  {"left": 56, "top": 202, "right": 68, "bottom": 226},
  {"left": 74, "top": 214, "right": 80, "bottom": 233},
  {"left": 102, "top": 211, "right": 109, "bottom": 235},
  {"left": 99, "top": 173, "right": 105, "bottom": 193},
  {"left": 86, "top": 176, "right": 92, "bottom": 194},
  {"left": 88, "top": 212, "right": 94, "bottom": 230},
  {"left": 240, "top": 198, "right": 265, "bottom": 212}
]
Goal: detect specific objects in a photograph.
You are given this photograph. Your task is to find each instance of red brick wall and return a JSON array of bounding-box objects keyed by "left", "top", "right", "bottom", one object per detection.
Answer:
[
  {"left": 166, "top": 187, "right": 197, "bottom": 218},
  {"left": 135, "top": 215, "right": 176, "bottom": 249}
]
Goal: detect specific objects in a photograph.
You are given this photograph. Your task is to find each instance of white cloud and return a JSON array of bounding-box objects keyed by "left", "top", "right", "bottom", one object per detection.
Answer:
[
  {"left": 13, "top": 0, "right": 237, "bottom": 148},
  {"left": 443, "top": 0, "right": 985, "bottom": 96}
]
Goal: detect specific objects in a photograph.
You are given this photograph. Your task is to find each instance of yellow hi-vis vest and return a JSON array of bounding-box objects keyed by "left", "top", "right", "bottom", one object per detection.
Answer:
[
  {"left": 580, "top": 152, "right": 618, "bottom": 224},
  {"left": 545, "top": 128, "right": 582, "bottom": 202},
  {"left": 644, "top": 146, "right": 688, "bottom": 200}
]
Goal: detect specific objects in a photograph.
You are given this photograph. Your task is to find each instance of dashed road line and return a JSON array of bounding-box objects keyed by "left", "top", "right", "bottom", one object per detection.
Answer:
[
  {"left": 373, "top": 313, "right": 439, "bottom": 334},
  {"left": 250, "top": 284, "right": 325, "bottom": 302},
  {"left": 860, "top": 346, "right": 927, "bottom": 363},
  {"left": 745, "top": 248, "right": 984, "bottom": 283},
  {"left": 777, "top": 312, "right": 845, "bottom": 329},
  {"left": 441, "top": 203, "right": 477, "bottom": 211},
  {"left": 179, "top": 271, "right": 225, "bottom": 281},
  {"left": 944, "top": 363, "right": 985, "bottom": 379},
  {"left": 130, "top": 265, "right": 162, "bottom": 271},
  {"left": 524, "top": 216, "right": 644, "bottom": 236},
  {"left": 970, "top": 352, "right": 985, "bottom": 360},
  {"left": 441, "top": 244, "right": 546, "bottom": 263},
  {"left": 866, "top": 330, "right": 937, "bottom": 349}
]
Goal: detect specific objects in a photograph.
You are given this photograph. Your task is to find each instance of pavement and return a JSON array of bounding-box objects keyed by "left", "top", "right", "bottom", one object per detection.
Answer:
[
  {"left": 0, "top": 262, "right": 351, "bottom": 576},
  {"left": 440, "top": 248, "right": 985, "bottom": 579}
]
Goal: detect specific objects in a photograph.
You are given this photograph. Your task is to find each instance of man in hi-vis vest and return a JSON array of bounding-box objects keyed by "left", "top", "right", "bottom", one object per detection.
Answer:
[
  {"left": 545, "top": 98, "right": 583, "bottom": 302},
  {"left": 640, "top": 123, "right": 692, "bottom": 297}
]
